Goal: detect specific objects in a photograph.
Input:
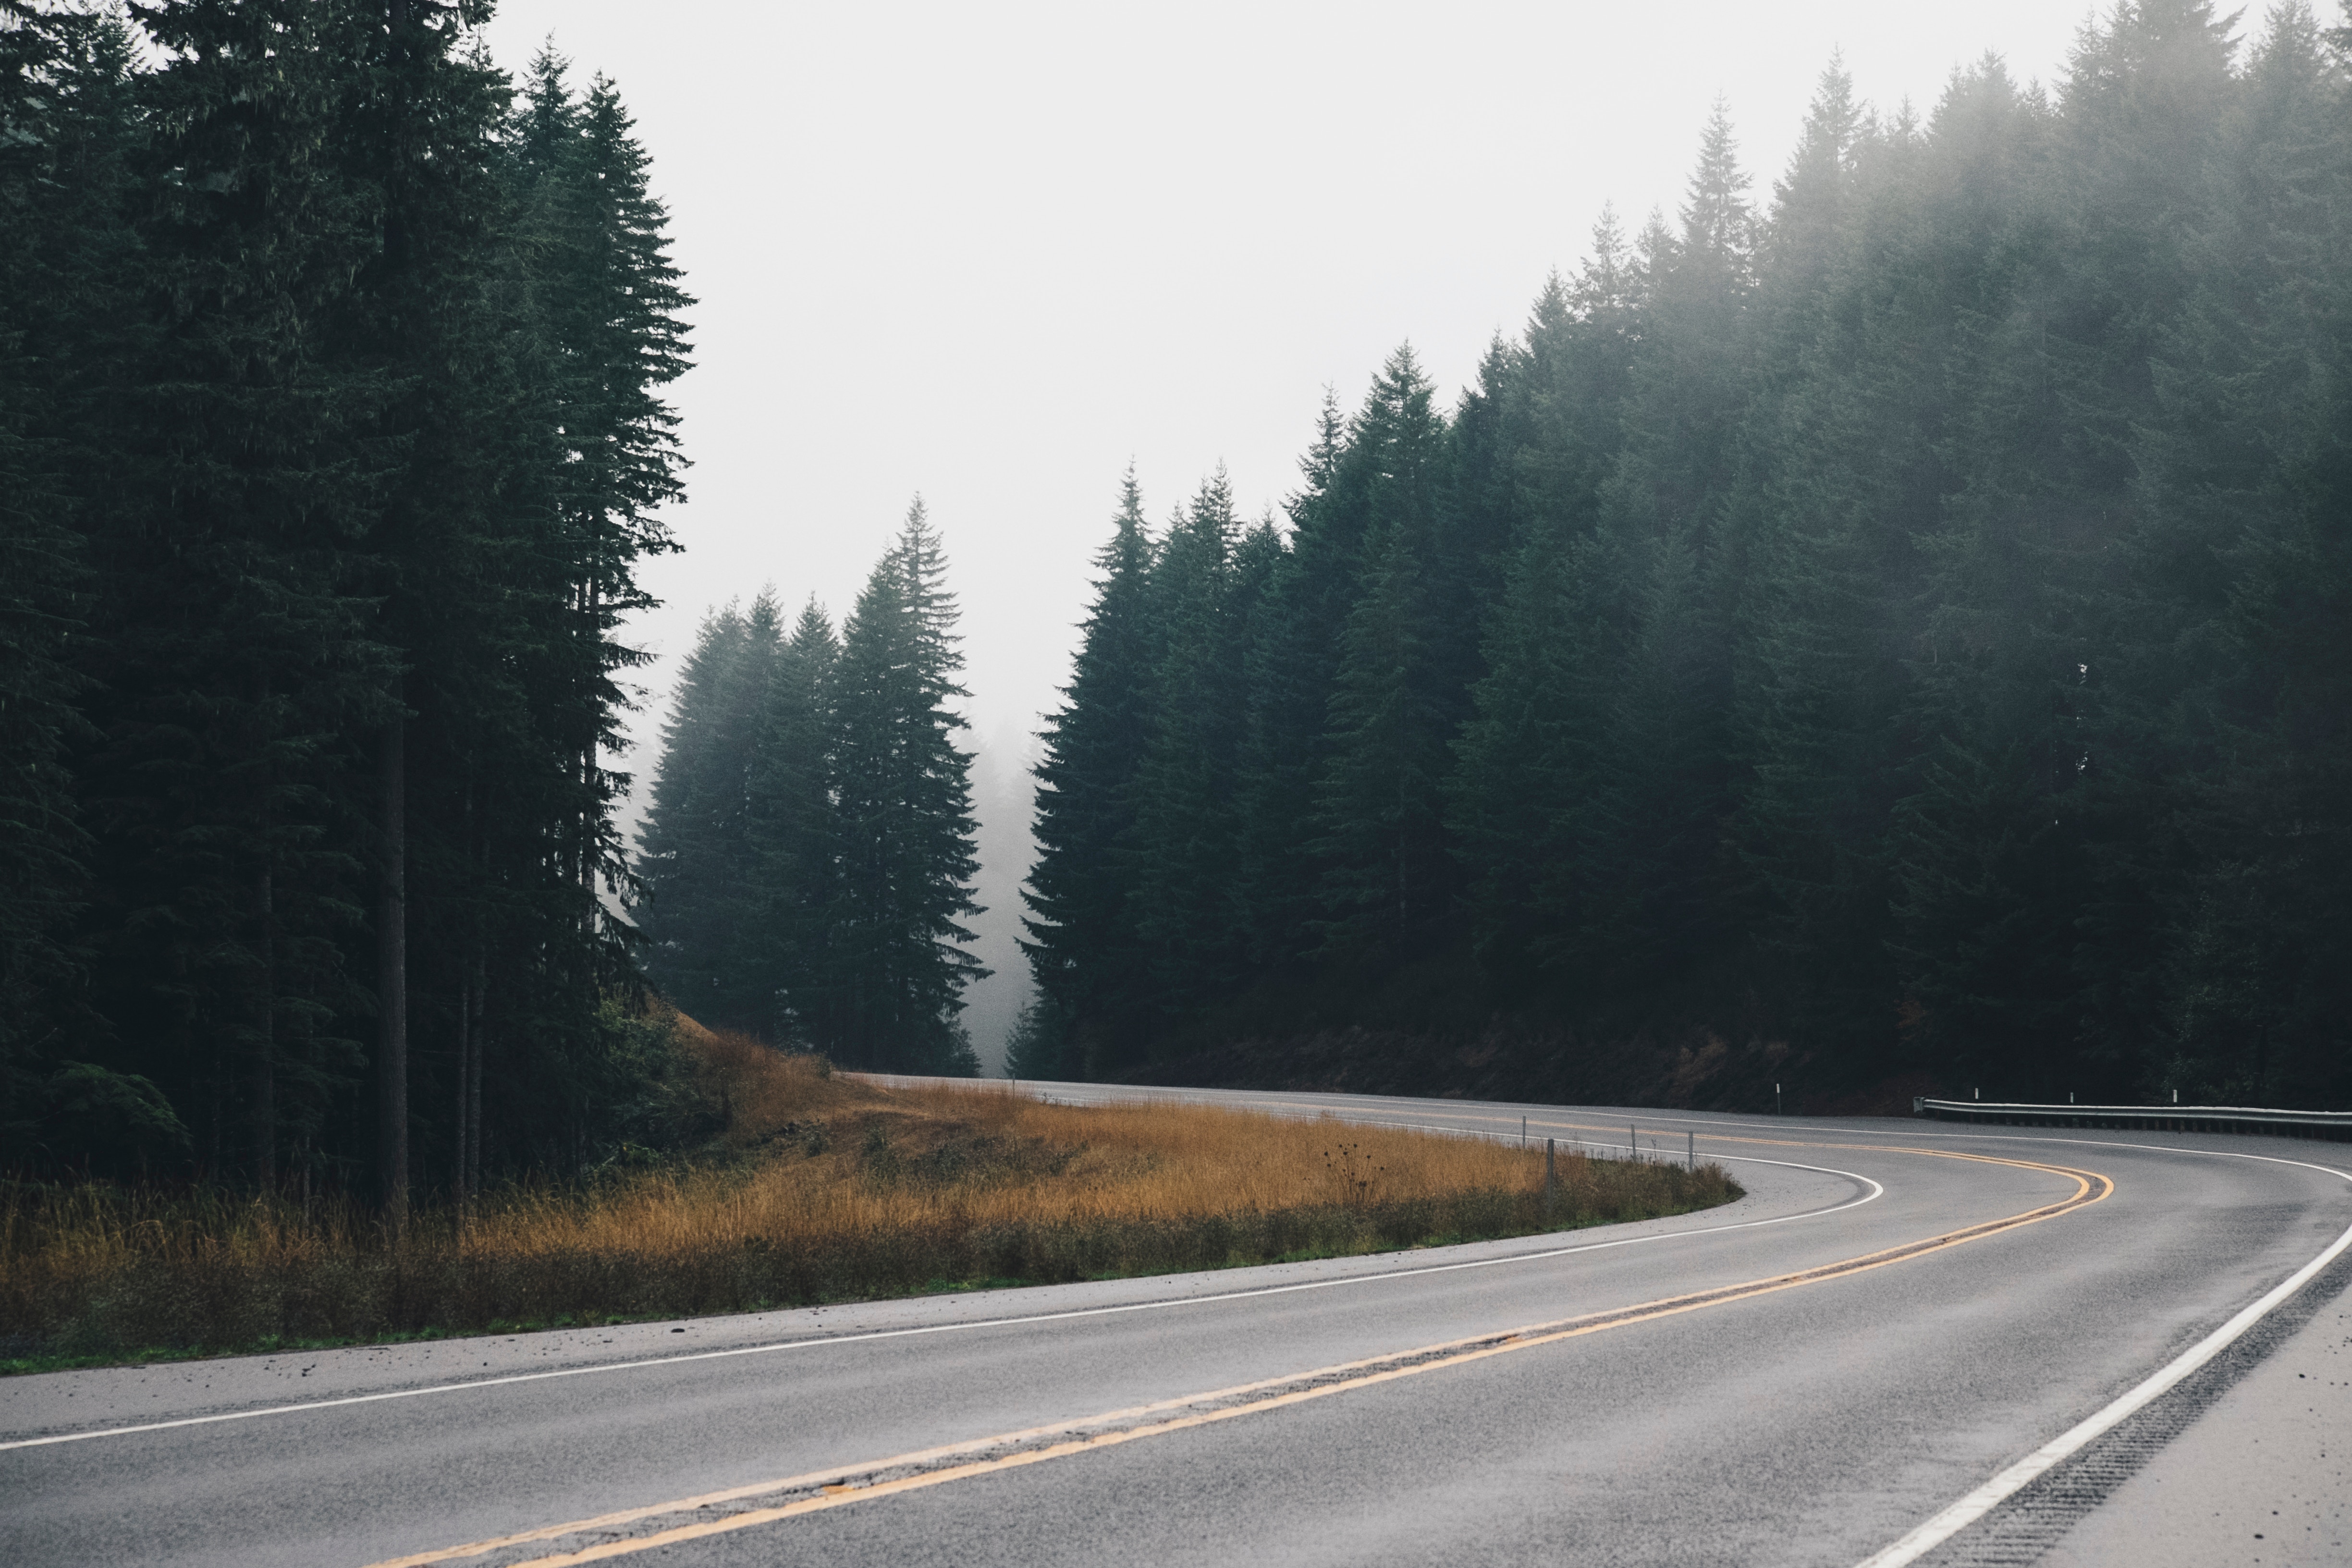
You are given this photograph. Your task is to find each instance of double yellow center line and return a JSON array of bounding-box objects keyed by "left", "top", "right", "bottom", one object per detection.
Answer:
[{"left": 368, "top": 1144, "right": 2109, "bottom": 1568}]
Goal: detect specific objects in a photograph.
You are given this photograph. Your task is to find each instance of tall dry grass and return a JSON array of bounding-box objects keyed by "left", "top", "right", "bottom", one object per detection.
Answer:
[{"left": 1, "top": 1060, "right": 1738, "bottom": 1369}]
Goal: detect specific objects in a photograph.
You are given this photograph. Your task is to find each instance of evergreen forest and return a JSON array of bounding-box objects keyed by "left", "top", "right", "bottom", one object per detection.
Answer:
[
  {"left": 0, "top": 1, "right": 691, "bottom": 1198},
  {"left": 1016, "top": 3, "right": 2352, "bottom": 1111},
  {"left": 631, "top": 504, "right": 988, "bottom": 1077},
  {"left": 12, "top": 0, "right": 2352, "bottom": 1209}
]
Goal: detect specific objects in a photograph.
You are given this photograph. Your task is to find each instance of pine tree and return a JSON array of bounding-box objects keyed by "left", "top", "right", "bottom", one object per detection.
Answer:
[
  {"left": 0, "top": 6, "right": 705, "bottom": 1186},
  {"left": 1009, "top": 12, "right": 2352, "bottom": 1108},
  {"left": 2128, "top": 3, "right": 2352, "bottom": 1104},
  {"left": 1888, "top": 4, "right": 2239, "bottom": 1098},
  {"left": 66, "top": 0, "right": 405, "bottom": 1188},
  {"left": 1721, "top": 61, "right": 1925, "bottom": 1058},
  {"left": 1021, "top": 473, "right": 1160, "bottom": 1076},
  {"left": 1126, "top": 471, "right": 1262, "bottom": 1022},
  {"left": 1312, "top": 348, "right": 1461, "bottom": 959},
  {"left": 1451, "top": 217, "right": 1647, "bottom": 986},
  {"left": 635, "top": 595, "right": 784, "bottom": 1029},
  {"left": 748, "top": 599, "right": 841, "bottom": 1042},
  {"left": 0, "top": 3, "right": 127, "bottom": 1143},
  {"left": 1234, "top": 390, "right": 1364, "bottom": 968},
  {"left": 451, "top": 46, "right": 690, "bottom": 1181},
  {"left": 1558, "top": 109, "right": 1761, "bottom": 985},
  {"left": 825, "top": 502, "right": 984, "bottom": 1072},
  {"left": 356, "top": 0, "right": 562, "bottom": 1210}
]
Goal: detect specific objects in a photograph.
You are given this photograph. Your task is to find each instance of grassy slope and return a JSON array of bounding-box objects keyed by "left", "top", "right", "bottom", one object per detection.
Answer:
[{"left": 0, "top": 1018, "right": 1739, "bottom": 1373}]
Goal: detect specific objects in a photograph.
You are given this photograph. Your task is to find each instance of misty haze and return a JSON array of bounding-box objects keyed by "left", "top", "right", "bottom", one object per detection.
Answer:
[{"left": 5, "top": 3, "right": 2349, "bottom": 1566}]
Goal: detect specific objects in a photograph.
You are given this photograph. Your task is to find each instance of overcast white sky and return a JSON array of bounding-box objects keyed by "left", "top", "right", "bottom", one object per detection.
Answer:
[
  {"left": 476, "top": 0, "right": 2132, "bottom": 1057},
  {"left": 478, "top": 0, "right": 2111, "bottom": 756}
]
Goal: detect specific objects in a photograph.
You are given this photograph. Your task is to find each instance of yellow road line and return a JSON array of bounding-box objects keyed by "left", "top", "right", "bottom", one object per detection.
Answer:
[{"left": 369, "top": 1146, "right": 2109, "bottom": 1568}]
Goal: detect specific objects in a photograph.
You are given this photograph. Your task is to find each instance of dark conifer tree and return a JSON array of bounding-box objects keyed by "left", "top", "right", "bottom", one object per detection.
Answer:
[
  {"left": 1127, "top": 471, "right": 1262, "bottom": 1021},
  {"left": 451, "top": 45, "right": 689, "bottom": 1182},
  {"left": 748, "top": 599, "right": 842, "bottom": 1043},
  {"left": 2126, "top": 2, "right": 2352, "bottom": 1104},
  {"left": 0, "top": 4, "right": 131, "bottom": 1144},
  {"left": 1451, "top": 219, "right": 1645, "bottom": 984},
  {"left": 1312, "top": 348, "right": 1462, "bottom": 959},
  {"left": 70, "top": 0, "right": 403, "bottom": 1187},
  {"left": 1562, "top": 109, "right": 1758, "bottom": 986},
  {"left": 1891, "top": 4, "right": 2239, "bottom": 1099},
  {"left": 1233, "top": 391, "right": 1365, "bottom": 968},
  {"left": 1723, "top": 61, "right": 1926, "bottom": 1059},
  {"left": 1021, "top": 473, "right": 1161, "bottom": 1075},
  {"left": 824, "top": 502, "right": 984, "bottom": 1073},
  {"left": 635, "top": 596, "right": 785, "bottom": 1029},
  {"left": 0, "top": 9, "right": 692, "bottom": 1187}
]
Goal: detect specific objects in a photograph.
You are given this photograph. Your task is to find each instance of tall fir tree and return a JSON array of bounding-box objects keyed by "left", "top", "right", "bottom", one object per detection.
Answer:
[
  {"left": 824, "top": 502, "right": 984, "bottom": 1073},
  {"left": 746, "top": 599, "right": 842, "bottom": 1044},
  {"left": 1311, "top": 347, "right": 1463, "bottom": 960},
  {"left": 1234, "top": 390, "right": 1366, "bottom": 968},
  {"left": 635, "top": 595, "right": 785, "bottom": 1030},
  {"left": 1021, "top": 473, "right": 1161, "bottom": 1076},
  {"left": 0, "top": 3, "right": 133, "bottom": 1147},
  {"left": 73, "top": 0, "right": 404, "bottom": 1187},
  {"left": 1126, "top": 471, "right": 1264, "bottom": 1027},
  {"left": 0, "top": 8, "right": 694, "bottom": 1188}
]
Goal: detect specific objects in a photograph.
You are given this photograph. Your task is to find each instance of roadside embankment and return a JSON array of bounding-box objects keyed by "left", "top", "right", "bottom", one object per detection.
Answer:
[{"left": 1, "top": 1034, "right": 1737, "bottom": 1372}]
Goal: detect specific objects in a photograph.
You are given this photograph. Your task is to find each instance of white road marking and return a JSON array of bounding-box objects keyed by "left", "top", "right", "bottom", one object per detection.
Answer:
[
  {"left": 1010, "top": 1084, "right": 2352, "bottom": 1563},
  {"left": 0, "top": 1150, "right": 1879, "bottom": 1453},
  {"left": 1854, "top": 1144, "right": 2352, "bottom": 1568}
]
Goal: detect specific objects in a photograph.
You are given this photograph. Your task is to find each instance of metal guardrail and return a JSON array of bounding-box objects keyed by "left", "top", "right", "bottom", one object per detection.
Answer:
[{"left": 1912, "top": 1096, "right": 2352, "bottom": 1141}]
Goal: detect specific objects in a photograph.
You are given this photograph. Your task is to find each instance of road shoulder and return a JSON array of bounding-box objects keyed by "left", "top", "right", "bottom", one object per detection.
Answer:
[{"left": 2040, "top": 1273, "right": 2350, "bottom": 1568}]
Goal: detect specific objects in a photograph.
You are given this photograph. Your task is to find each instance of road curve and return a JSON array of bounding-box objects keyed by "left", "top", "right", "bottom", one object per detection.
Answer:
[{"left": 4, "top": 1087, "right": 2348, "bottom": 1568}]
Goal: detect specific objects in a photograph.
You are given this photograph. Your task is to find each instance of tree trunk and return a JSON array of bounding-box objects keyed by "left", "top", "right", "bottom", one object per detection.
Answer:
[
  {"left": 204, "top": 1043, "right": 221, "bottom": 1184},
  {"left": 582, "top": 578, "right": 600, "bottom": 941},
  {"left": 378, "top": 0, "right": 413, "bottom": 1230},
  {"left": 453, "top": 973, "right": 470, "bottom": 1204},
  {"left": 466, "top": 952, "right": 485, "bottom": 1200},
  {"left": 377, "top": 697, "right": 408, "bottom": 1229},
  {"left": 253, "top": 863, "right": 275, "bottom": 1190},
  {"left": 459, "top": 772, "right": 482, "bottom": 1205}
]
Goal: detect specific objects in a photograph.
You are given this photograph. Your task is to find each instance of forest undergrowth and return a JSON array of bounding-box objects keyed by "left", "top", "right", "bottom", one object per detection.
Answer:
[{"left": 0, "top": 1024, "right": 1737, "bottom": 1373}]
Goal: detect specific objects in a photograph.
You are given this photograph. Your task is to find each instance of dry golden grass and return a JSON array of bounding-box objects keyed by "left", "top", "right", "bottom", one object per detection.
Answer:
[{"left": 0, "top": 1032, "right": 1739, "bottom": 1370}]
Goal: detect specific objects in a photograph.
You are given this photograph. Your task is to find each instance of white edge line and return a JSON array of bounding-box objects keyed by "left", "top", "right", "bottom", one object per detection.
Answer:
[
  {"left": 1853, "top": 1143, "right": 2352, "bottom": 1568},
  {"left": 0, "top": 1148, "right": 1879, "bottom": 1453},
  {"left": 624, "top": 1078, "right": 2352, "bottom": 1565},
  {"left": 1250, "top": 1105, "right": 2352, "bottom": 1568}
]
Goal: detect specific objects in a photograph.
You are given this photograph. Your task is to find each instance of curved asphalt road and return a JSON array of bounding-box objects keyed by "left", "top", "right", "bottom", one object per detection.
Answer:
[{"left": 4, "top": 1086, "right": 2348, "bottom": 1568}]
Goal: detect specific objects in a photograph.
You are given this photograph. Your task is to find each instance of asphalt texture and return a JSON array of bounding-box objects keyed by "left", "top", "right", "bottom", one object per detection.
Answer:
[{"left": 4, "top": 1087, "right": 2348, "bottom": 1568}]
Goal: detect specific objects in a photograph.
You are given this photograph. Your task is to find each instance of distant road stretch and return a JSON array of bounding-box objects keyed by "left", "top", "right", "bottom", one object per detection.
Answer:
[{"left": 6, "top": 1086, "right": 2349, "bottom": 1568}]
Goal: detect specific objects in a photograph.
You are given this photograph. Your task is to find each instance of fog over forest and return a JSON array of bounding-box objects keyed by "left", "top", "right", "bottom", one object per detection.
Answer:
[
  {"left": 5, "top": 0, "right": 2350, "bottom": 1201},
  {"left": 640, "top": 0, "right": 2352, "bottom": 1112}
]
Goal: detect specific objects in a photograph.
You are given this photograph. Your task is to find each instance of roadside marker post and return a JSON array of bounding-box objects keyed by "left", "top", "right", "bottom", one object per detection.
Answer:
[
  {"left": 1688, "top": 1130, "right": 1694, "bottom": 1172},
  {"left": 1630, "top": 1123, "right": 1638, "bottom": 1164},
  {"left": 1544, "top": 1138, "right": 1556, "bottom": 1220}
]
